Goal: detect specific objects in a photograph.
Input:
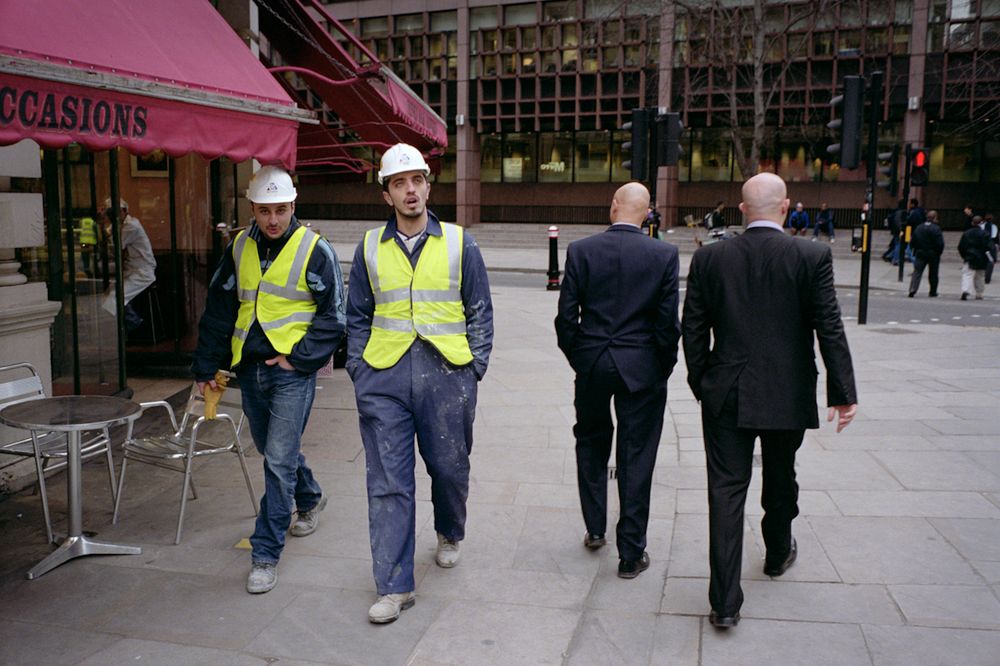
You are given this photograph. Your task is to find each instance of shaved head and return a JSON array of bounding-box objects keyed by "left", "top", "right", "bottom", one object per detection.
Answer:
[
  {"left": 739, "top": 173, "right": 790, "bottom": 225},
  {"left": 610, "top": 182, "right": 651, "bottom": 227}
]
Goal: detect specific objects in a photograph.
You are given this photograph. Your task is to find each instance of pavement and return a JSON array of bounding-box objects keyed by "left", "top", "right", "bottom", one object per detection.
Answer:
[{"left": 2, "top": 222, "right": 1000, "bottom": 665}]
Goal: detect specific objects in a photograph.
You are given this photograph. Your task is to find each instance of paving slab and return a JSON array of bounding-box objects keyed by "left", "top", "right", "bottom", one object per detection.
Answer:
[
  {"left": 701, "top": 618, "right": 871, "bottom": 666},
  {"left": 863, "top": 624, "right": 1000, "bottom": 666}
]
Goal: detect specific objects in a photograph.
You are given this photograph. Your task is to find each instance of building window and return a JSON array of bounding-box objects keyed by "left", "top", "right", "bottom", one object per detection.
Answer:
[
  {"left": 396, "top": 13, "right": 423, "bottom": 33},
  {"left": 505, "top": 3, "right": 537, "bottom": 26},
  {"left": 539, "top": 132, "right": 573, "bottom": 182},
  {"left": 481, "top": 135, "right": 502, "bottom": 183},
  {"left": 690, "top": 129, "right": 732, "bottom": 182},
  {"left": 471, "top": 7, "right": 498, "bottom": 30},
  {"left": 575, "top": 131, "right": 612, "bottom": 182},
  {"left": 503, "top": 133, "right": 537, "bottom": 182},
  {"left": 431, "top": 11, "right": 457, "bottom": 32},
  {"left": 929, "top": 125, "right": 980, "bottom": 182},
  {"left": 544, "top": 0, "right": 577, "bottom": 22},
  {"left": 361, "top": 17, "right": 389, "bottom": 37},
  {"left": 610, "top": 130, "right": 631, "bottom": 182}
]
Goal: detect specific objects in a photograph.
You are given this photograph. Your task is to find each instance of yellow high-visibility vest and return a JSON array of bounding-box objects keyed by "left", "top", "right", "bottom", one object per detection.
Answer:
[
  {"left": 230, "top": 226, "right": 319, "bottom": 368},
  {"left": 79, "top": 217, "right": 97, "bottom": 245},
  {"left": 362, "top": 222, "right": 472, "bottom": 369}
]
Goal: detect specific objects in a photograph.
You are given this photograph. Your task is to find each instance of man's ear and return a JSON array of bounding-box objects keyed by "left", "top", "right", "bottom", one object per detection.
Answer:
[
  {"left": 382, "top": 191, "right": 393, "bottom": 206},
  {"left": 738, "top": 202, "right": 746, "bottom": 215}
]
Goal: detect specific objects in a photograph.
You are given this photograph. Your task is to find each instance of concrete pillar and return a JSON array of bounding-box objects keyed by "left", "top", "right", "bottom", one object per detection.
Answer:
[
  {"left": 656, "top": 3, "right": 678, "bottom": 228},
  {"left": 904, "top": 0, "right": 930, "bottom": 203},
  {"left": 0, "top": 141, "right": 63, "bottom": 495},
  {"left": 455, "top": 5, "right": 481, "bottom": 227}
]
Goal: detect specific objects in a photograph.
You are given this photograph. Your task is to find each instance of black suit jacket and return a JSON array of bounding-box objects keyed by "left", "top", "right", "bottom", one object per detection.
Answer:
[
  {"left": 555, "top": 225, "right": 681, "bottom": 391},
  {"left": 682, "top": 226, "right": 856, "bottom": 430},
  {"left": 910, "top": 221, "right": 944, "bottom": 258}
]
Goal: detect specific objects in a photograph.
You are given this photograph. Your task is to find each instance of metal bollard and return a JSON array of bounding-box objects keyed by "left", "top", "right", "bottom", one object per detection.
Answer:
[{"left": 547, "top": 225, "right": 561, "bottom": 291}]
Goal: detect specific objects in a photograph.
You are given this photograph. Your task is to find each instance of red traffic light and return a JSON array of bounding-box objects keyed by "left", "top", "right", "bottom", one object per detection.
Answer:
[{"left": 913, "top": 149, "right": 928, "bottom": 168}]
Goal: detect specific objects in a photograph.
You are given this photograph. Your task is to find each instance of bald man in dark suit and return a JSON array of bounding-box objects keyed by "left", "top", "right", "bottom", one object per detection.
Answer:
[
  {"left": 682, "top": 173, "right": 857, "bottom": 629},
  {"left": 556, "top": 182, "right": 681, "bottom": 579}
]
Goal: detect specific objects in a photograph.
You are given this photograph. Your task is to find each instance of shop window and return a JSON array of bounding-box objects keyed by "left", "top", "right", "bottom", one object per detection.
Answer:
[
  {"left": 431, "top": 11, "right": 457, "bottom": 32},
  {"left": 575, "top": 131, "right": 611, "bottom": 182},
  {"left": 539, "top": 132, "right": 573, "bottom": 182},
  {"left": 690, "top": 129, "right": 732, "bottom": 182},
  {"left": 503, "top": 133, "right": 537, "bottom": 182},
  {"left": 505, "top": 3, "right": 537, "bottom": 26},
  {"left": 481, "top": 135, "right": 502, "bottom": 183},
  {"left": 396, "top": 13, "right": 423, "bottom": 33},
  {"left": 929, "top": 128, "right": 980, "bottom": 182},
  {"left": 361, "top": 17, "right": 389, "bottom": 37},
  {"left": 470, "top": 7, "right": 498, "bottom": 30},
  {"left": 610, "top": 130, "right": 630, "bottom": 182}
]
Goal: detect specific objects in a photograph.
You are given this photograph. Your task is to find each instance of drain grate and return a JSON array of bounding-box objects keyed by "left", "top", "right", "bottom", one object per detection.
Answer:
[{"left": 869, "top": 327, "right": 919, "bottom": 334}]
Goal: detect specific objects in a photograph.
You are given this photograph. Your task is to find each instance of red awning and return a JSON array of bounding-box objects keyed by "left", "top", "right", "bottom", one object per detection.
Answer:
[
  {"left": 257, "top": 0, "right": 447, "bottom": 170},
  {"left": 0, "top": 0, "right": 315, "bottom": 168}
]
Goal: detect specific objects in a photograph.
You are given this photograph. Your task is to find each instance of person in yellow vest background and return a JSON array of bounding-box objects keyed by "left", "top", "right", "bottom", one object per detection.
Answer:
[
  {"left": 346, "top": 143, "right": 494, "bottom": 624},
  {"left": 191, "top": 165, "right": 346, "bottom": 595},
  {"left": 77, "top": 215, "right": 99, "bottom": 277}
]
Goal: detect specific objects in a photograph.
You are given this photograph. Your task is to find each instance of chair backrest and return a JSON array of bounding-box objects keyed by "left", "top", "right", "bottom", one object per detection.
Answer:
[{"left": 0, "top": 362, "right": 46, "bottom": 408}]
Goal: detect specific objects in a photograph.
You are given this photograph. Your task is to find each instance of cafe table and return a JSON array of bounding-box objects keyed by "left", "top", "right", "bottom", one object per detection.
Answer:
[{"left": 0, "top": 395, "right": 143, "bottom": 579}]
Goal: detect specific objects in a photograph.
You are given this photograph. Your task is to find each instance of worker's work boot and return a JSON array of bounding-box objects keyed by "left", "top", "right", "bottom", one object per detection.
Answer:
[
  {"left": 435, "top": 534, "right": 461, "bottom": 568},
  {"left": 368, "top": 592, "right": 416, "bottom": 624},
  {"left": 289, "top": 494, "right": 327, "bottom": 537},
  {"left": 246, "top": 563, "right": 277, "bottom": 594}
]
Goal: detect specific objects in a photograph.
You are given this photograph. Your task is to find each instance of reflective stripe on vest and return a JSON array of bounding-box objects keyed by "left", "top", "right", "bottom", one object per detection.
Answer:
[
  {"left": 230, "top": 226, "right": 319, "bottom": 367},
  {"left": 361, "top": 222, "right": 473, "bottom": 369}
]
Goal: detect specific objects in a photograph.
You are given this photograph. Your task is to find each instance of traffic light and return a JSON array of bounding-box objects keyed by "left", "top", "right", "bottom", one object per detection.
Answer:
[
  {"left": 827, "top": 75, "right": 865, "bottom": 170},
  {"left": 622, "top": 108, "right": 649, "bottom": 181},
  {"left": 877, "top": 144, "right": 899, "bottom": 196},
  {"left": 655, "top": 112, "right": 684, "bottom": 167},
  {"left": 909, "top": 147, "right": 930, "bottom": 187}
]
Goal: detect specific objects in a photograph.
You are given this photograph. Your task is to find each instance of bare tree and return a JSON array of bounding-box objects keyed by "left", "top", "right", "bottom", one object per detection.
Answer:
[{"left": 672, "top": 0, "right": 852, "bottom": 178}]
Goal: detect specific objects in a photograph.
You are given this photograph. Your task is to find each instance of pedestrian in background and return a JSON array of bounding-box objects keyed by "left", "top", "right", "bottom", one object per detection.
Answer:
[
  {"left": 908, "top": 210, "right": 944, "bottom": 298},
  {"left": 983, "top": 213, "right": 998, "bottom": 284},
  {"left": 883, "top": 199, "right": 906, "bottom": 264},
  {"left": 788, "top": 201, "right": 810, "bottom": 236},
  {"left": 346, "top": 143, "right": 493, "bottom": 624},
  {"left": 812, "top": 202, "right": 835, "bottom": 243},
  {"left": 682, "top": 172, "right": 857, "bottom": 630},
  {"left": 100, "top": 198, "right": 156, "bottom": 333},
  {"left": 192, "top": 166, "right": 346, "bottom": 595},
  {"left": 962, "top": 205, "right": 976, "bottom": 230},
  {"left": 555, "top": 182, "right": 681, "bottom": 580},
  {"left": 959, "top": 215, "right": 991, "bottom": 300},
  {"left": 704, "top": 201, "right": 725, "bottom": 231}
]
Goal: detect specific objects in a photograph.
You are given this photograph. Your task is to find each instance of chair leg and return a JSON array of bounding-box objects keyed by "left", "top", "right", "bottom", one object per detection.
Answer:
[
  {"left": 112, "top": 456, "right": 129, "bottom": 524},
  {"left": 235, "top": 446, "right": 258, "bottom": 516},
  {"left": 31, "top": 444, "right": 54, "bottom": 545},
  {"left": 176, "top": 455, "right": 196, "bottom": 545},
  {"left": 103, "top": 433, "right": 118, "bottom": 506}
]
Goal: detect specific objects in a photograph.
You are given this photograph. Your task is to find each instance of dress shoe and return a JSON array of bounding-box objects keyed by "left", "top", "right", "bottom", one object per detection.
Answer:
[
  {"left": 763, "top": 537, "right": 797, "bottom": 577},
  {"left": 908, "top": 291, "right": 915, "bottom": 298},
  {"left": 583, "top": 532, "right": 606, "bottom": 549},
  {"left": 961, "top": 292, "right": 969, "bottom": 300},
  {"left": 709, "top": 611, "right": 740, "bottom": 629},
  {"left": 617, "top": 551, "right": 650, "bottom": 579},
  {"left": 929, "top": 292, "right": 938, "bottom": 297}
]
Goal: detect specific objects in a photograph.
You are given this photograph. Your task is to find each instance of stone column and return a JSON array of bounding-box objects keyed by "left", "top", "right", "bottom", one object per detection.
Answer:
[
  {"left": 656, "top": 3, "right": 678, "bottom": 228},
  {"left": 455, "top": 5, "right": 481, "bottom": 227},
  {"left": 0, "top": 141, "right": 63, "bottom": 495}
]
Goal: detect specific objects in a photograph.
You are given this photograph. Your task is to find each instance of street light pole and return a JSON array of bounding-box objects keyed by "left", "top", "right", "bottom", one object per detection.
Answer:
[{"left": 858, "top": 71, "right": 883, "bottom": 325}]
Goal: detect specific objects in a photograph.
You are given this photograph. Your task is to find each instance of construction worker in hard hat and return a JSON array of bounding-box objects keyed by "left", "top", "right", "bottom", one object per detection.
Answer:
[
  {"left": 99, "top": 198, "right": 156, "bottom": 333},
  {"left": 78, "top": 215, "right": 99, "bottom": 277},
  {"left": 345, "top": 143, "right": 494, "bottom": 624},
  {"left": 191, "top": 165, "right": 346, "bottom": 595}
]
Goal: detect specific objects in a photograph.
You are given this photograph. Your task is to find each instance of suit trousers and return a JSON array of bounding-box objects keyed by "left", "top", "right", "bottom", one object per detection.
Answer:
[
  {"left": 702, "top": 389, "right": 804, "bottom": 616},
  {"left": 909, "top": 253, "right": 940, "bottom": 296},
  {"left": 573, "top": 351, "right": 666, "bottom": 561}
]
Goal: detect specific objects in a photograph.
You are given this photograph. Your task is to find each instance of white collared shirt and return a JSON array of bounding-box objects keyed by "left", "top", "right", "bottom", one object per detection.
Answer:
[{"left": 747, "top": 220, "right": 784, "bottom": 233}]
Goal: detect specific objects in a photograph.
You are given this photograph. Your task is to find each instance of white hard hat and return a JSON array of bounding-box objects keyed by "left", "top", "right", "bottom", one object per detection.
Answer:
[
  {"left": 247, "top": 166, "right": 297, "bottom": 204},
  {"left": 377, "top": 143, "right": 430, "bottom": 185},
  {"left": 103, "top": 197, "right": 128, "bottom": 211}
]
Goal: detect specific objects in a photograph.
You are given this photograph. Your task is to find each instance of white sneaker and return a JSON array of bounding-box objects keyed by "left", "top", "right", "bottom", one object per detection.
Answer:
[
  {"left": 435, "top": 533, "right": 461, "bottom": 568},
  {"left": 368, "top": 592, "right": 415, "bottom": 624},
  {"left": 246, "top": 563, "right": 277, "bottom": 594}
]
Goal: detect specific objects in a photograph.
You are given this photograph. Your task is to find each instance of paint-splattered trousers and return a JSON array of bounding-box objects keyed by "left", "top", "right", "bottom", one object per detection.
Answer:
[{"left": 351, "top": 340, "right": 478, "bottom": 595}]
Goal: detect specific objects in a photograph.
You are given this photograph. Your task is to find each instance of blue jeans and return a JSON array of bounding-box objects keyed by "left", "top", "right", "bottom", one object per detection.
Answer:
[{"left": 241, "top": 361, "right": 322, "bottom": 564}]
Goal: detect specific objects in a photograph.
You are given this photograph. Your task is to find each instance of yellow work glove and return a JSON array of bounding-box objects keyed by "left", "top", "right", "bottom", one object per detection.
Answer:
[{"left": 203, "top": 370, "right": 230, "bottom": 419}]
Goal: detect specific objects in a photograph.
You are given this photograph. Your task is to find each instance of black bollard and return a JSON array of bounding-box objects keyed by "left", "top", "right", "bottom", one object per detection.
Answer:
[{"left": 547, "top": 225, "right": 561, "bottom": 291}]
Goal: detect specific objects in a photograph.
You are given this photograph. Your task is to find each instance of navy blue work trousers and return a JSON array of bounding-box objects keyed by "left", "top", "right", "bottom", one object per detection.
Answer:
[{"left": 352, "top": 340, "right": 478, "bottom": 595}]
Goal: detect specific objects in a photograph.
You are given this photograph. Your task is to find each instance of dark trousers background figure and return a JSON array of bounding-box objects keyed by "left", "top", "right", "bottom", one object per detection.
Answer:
[
  {"left": 703, "top": 389, "right": 804, "bottom": 617},
  {"left": 909, "top": 253, "right": 941, "bottom": 296},
  {"left": 574, "top": 351, "right": 666, "bottom": 562}
]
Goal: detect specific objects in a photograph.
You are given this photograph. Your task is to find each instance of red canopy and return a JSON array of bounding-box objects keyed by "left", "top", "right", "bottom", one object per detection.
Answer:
[
  {"left": 257, "top": 0, "right": 447, "bottom": 171},
  {"left": 0, "top": 0, "right": 314, "bottom": 168}
]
